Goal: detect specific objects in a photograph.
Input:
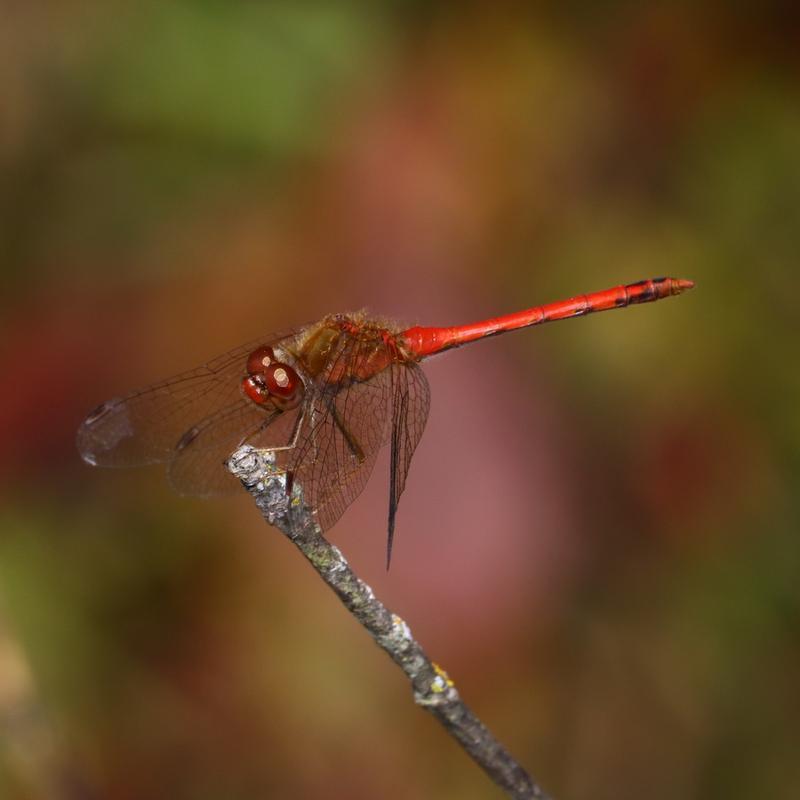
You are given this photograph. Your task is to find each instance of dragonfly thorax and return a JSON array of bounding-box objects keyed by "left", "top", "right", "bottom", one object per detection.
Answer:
[{"left": 296, "top": 315, "right": 414, "bottom": 385}]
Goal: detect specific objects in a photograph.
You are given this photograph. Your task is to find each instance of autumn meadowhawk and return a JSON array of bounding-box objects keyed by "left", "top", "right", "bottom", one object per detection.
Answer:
[{"left": 78, "top": 277, "right": 693, "bottom": 563}]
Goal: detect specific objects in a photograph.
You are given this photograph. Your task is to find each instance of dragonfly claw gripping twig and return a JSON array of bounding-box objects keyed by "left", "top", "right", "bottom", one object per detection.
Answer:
[{"left": 226, "top": 444, "right": 551, "bottom": 800}]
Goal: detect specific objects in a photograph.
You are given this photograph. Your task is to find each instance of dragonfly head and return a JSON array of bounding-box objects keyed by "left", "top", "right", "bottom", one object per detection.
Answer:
[{"left": 242, "top": 347, "right": 305, "bottom": 411}]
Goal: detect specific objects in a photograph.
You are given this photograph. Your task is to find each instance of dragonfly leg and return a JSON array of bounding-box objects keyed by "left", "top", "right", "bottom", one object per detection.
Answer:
[
  {"left": 234, "top": 407, "right": 306, "bottom": 480},
  {"left": 326, "top": 395, "right": 366, "bottom": 463},
  {"left": 249, "top": 405, "right": 306, "bottom": 454}
]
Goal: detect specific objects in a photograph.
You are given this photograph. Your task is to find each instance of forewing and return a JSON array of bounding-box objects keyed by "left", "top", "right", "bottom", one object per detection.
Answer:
[
  {"left": 289, "top": 336, "right": 392, "bottom": 533},
  {"left": 387, "top": 361, "right": 431, "bottom": 565},
  {"left": 77, "top": 329, "right": 299, "bottom": 469}
]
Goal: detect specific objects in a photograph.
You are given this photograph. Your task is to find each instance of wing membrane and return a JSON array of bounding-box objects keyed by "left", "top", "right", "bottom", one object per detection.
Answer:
[
  {"left": 387, "top": 362, "right": 430, "bottom": 565},
  {"left": 167, "top": 399, "right": 302, "bottom": 497},
  {"left": 77, "top": 329, "right": 299, "bottom": 469},
  {"left": 288, "top": 333, "right": 392, "bottom": 532}
]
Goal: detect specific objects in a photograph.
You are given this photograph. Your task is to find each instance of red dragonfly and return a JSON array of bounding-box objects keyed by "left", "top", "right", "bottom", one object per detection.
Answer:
[{"left": 78, "top": 277, "right": 693, "bottom": 564}]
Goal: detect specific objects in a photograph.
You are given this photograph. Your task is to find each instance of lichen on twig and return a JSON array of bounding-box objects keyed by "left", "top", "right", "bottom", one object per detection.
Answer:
[{"left": 227, "top": 445, "right": 551, "bottom": 800}]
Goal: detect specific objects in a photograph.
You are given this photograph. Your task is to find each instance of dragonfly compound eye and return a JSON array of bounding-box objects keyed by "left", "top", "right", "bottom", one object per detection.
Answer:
[
  {"left": 263, "top": 363, "right": 304, "bottom": 410},
  {"left": 241, "top": 374, "right": 271, "bottom": 405},
  {"left": 246, "top": 345, "right": 277, "bottom": 376}
]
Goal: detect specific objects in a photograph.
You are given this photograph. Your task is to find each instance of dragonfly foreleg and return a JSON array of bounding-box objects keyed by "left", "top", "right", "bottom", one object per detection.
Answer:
[{"left": 239, "top": 405, "right": 306, "bottom": 455}]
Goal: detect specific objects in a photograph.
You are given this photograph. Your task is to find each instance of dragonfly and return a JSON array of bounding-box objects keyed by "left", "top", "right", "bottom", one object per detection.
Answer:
[{"left": 78, "top": 276, "right": 693, "bottom": 566}]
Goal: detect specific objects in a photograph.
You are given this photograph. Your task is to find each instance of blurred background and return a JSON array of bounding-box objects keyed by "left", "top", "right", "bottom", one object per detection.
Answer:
[{"left": 1, "top": 2, "right": 798, "bottom": 798}]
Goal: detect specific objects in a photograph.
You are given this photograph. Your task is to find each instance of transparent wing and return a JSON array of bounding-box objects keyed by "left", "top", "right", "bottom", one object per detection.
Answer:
[
  {"left": 167, "top": 399, "right": 303, "bottom": 497},
  {"left": 77, "top": 328, "right": 300, "bottom": 475},
  {"left": 288, "top": 334, "right": 393, "bottom": 533},
  {"left": 386, "top": 361, "right": 430, "bottom": 565}
]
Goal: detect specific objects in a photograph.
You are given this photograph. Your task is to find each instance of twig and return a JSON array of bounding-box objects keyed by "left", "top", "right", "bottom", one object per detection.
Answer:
[{"left": 227, "top": 445, "right": 551, "bottom": 800}]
